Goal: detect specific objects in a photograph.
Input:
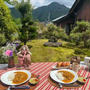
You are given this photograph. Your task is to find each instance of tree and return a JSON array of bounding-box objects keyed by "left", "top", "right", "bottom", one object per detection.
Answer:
[
  {"left": 17, "top": 0, "right": 37, "bottom": 45},
  {"left": 19, "top": 16, "right": 37, "bottom": 45},
  {"left": 3, "top": 0, "right": 10, "bottom": 2},
  {"left": 16, "top": 0, "right": 32, "bottom": 17},
  {"left": 70, "top": 21, "right": 90, "bottom": 48},
  {"left": 46, "top": 24, "right": 60, "bottom": 42},
  {"left": 4, "top": 0, "right": 18, "bottom": 5},
  {"left": 0, "top": 0, "right": 18, "bottom": 45}
]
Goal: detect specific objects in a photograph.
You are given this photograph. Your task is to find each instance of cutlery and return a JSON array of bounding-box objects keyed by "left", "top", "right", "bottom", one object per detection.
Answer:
[
  {"left": 63, "top": 84, "right": 79, "bottom": 87},
  {"left": 55, "top": 73, "right": 63, "bottom": 88},
  {"left": 10, "top": 85, "right": 30, "bottom": 89},
  {"left": 58, "top": 82, "right": 63, "bottom": 88}
]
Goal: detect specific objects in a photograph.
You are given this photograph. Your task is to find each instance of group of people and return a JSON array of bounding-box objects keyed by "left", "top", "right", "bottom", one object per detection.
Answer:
[{"left": 17, "top": 45, "right": 31, "bottom": 69}]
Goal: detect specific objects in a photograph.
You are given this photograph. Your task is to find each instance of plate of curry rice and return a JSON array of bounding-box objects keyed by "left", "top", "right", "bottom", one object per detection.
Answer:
[
  {"left": 0, "top": 70, "right": 31, "bottom": 85},
  {"left": 50, "top": 69, "right": 78, "bottom": 84}
]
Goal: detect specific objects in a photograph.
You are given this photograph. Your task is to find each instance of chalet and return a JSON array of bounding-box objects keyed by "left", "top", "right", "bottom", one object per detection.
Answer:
[{"left": 52, "top": 0, "right": 90, "bottom": 35}]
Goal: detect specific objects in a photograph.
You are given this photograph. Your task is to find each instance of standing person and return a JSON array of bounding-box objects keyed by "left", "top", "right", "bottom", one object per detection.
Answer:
[{"left": 17, "top": 45, "right": 31, "bottom": 69}]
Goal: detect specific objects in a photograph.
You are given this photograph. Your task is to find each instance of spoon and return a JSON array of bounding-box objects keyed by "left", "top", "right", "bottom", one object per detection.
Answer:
[
  {"left": 55, "top": 73, "right": 62, "bottom": 88},
  {"left": 58, "top": 82, "right": 63, "bottom": 88}
]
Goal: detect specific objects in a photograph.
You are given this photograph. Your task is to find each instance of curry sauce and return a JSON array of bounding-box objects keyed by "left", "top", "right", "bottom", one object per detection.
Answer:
[
  {"left": 58, "top": 71, "right": 74, "bottom": 83},
  {"left": 12, "top": 72, "right": 28, "bottom": 84}
]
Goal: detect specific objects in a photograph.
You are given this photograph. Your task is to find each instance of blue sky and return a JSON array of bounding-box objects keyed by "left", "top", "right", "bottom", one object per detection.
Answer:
[{"left": 9, "top": 0, "right": 75, "bottom": 8}]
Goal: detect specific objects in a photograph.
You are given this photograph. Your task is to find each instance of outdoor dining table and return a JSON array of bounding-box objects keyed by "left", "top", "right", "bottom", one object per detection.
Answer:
[{"left": 0, "top": 62, "right": 90, "bottom": 90}]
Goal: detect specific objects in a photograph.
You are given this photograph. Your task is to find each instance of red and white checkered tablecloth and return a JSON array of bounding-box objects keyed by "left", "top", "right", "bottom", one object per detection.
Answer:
[{"left": 0, "top": 62, "right": 90, "bottom": 90}]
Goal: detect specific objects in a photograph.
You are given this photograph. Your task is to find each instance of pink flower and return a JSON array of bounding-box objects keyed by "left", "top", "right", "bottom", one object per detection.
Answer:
[{"left": 5, "top": 50, "right": 13, "bottom": 56}]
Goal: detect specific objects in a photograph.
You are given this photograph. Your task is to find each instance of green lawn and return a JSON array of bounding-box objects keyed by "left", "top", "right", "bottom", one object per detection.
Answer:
[
  {"left": 26, "top": 39, "right": 89, "bottom": 62},
  {"left": 0, "top": 39, "right": 90, "bottom": 63}
]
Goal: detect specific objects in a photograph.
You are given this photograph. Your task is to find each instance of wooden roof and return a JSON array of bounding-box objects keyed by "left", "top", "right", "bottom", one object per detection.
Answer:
[
  {"left": 53, "top": 0, "right": 85, "bottom": 23},
  {"left": 69, "top": 0, "right": 85, "bottom": 14},
  {"left": 69, "top": 0, "right": 81, "bottom": 14}
]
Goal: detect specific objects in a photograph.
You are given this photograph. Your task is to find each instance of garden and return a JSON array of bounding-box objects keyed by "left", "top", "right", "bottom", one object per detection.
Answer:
[
  {"left": 0, "top": 0, "right": 90, "bottom": 64},
  {"left": 1, "top": 1, "right": 90, "bottom": 90}
]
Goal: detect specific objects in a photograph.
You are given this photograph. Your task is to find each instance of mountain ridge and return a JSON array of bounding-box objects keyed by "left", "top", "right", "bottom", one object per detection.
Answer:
[
  {"left": 10, "top": 8, "right": 22, "bottom": 18},
  {"left": 32, "top": 2, "right": 69, "bottom": 22}
]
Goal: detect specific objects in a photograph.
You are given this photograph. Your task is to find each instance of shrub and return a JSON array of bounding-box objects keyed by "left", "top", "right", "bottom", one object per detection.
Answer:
[
  {"left": 0, "top": 48, "right": 8, "bottom": 64},
  {"left": 0, "top": 42, "right": 17, "bottom": 63},
  {"left": 70, "top": 21, "right": 90, "bottom": 47},
  {"left": 58, "top": 29, "right": 69, "bottom": 41},
  {"left": 45, "top": 24, "right": 68, "bottom": 42},
  {"left": 72, "top": 21, "right": 90, "bottom": 33},
  {"left": 0, "top": 34, "right": 6, "bottom": 46},
  {"left": 70, "top": 33, "right": 82, "bottom": 45},
  {"left": 74, "top": 48, "right": 85, "bottom": 55},
  {"left": 46, "top": 24, "right": 59, "bottom": 39},
  {"left": 83, "top": 30, "right": 90, "bottom": 48},
  {"left": 85, "top": 39, "right": 90, "bottom": 48}
]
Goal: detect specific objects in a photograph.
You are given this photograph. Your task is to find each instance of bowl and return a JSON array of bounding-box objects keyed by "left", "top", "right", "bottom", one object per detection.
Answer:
[
  {"left": 29, "top": 78, "right": 39, "bottom": 85},
  {"left": 77, "top": 76, "right": 86, "bottom": 84}
]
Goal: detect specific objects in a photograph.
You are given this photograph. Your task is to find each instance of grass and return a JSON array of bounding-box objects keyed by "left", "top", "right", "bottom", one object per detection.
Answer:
[
  {"left": 0, "top": 39, "right": 89, "bottom": 63},
  {"left": 26, "top": 39, "right": 89, "bottom": 62}
]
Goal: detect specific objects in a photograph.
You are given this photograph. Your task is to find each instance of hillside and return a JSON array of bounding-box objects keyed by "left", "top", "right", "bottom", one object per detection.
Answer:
[
  {"left": 32, "top": 2, "right": 69, "bottom": 22},
  {"left": 10, "top": 8, "right": 22, "bottom": 18}
]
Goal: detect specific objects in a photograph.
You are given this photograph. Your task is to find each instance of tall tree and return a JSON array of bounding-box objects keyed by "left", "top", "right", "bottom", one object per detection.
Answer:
[
  {"left": 20, "top": 16, "right": 37, "bottom": 45},
  {"left": 0, "top": 0, "right": 18, "bottom": 45},
  {"left": 17, "top": 0, "right": 37, "bottom": 45},
  {"left": 16, "top": 0, "right": 32, "bottom": 17}
]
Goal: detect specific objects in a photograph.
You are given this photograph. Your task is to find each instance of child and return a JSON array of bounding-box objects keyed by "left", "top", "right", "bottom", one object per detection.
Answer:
[{"left": 17, "top": 45, "right": 31, "bottom": 69}]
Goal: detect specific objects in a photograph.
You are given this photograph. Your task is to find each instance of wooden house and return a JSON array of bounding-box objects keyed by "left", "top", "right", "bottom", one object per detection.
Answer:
[{"left": 53, "top": 0, "right": 90, "bottom": 35}]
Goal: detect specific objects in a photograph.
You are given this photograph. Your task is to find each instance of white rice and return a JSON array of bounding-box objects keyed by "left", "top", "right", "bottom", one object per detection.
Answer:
[
  {"left": 8, "top": 72, "right": 16, "bottom": 81},
  {"left": 56, "top": 72, "right": 64, "bottom": 81}
]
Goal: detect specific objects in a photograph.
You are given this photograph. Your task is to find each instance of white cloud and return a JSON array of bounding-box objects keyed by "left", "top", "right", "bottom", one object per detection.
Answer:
[
  {"left": 9, "top": 0, "right": 75, "bottom": 8},
  {"left": 56, "top": 0, "right": 76, "bottom": 8},
  {"left": 31, "top": 0, "right": 47, "bottom": 8},
  {"left": 31, "top": 0, "right": 75, "bottom": 8}
]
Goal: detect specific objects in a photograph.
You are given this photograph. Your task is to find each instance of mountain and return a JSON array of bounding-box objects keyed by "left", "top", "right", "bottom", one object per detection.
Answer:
[
  {"left": 10, "top": 8, "right": 22, "bottom": 18},
  {"left": 32, "top": 2, "right": 69, "bottom": 22},
  {"left": 5, "top": 2, "right": 22, "bottom": 18}
]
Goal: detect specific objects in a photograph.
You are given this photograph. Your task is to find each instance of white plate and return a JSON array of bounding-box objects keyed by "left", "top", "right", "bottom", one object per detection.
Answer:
[
  {"left": 52, "top": 65, "right": 70, "bottom": 69},
  {"left": 50, "top": 69, "right": 78, "bottom": 84},
  {"left": 0, "top": 70, "right": 31, "bottom": 85}
]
